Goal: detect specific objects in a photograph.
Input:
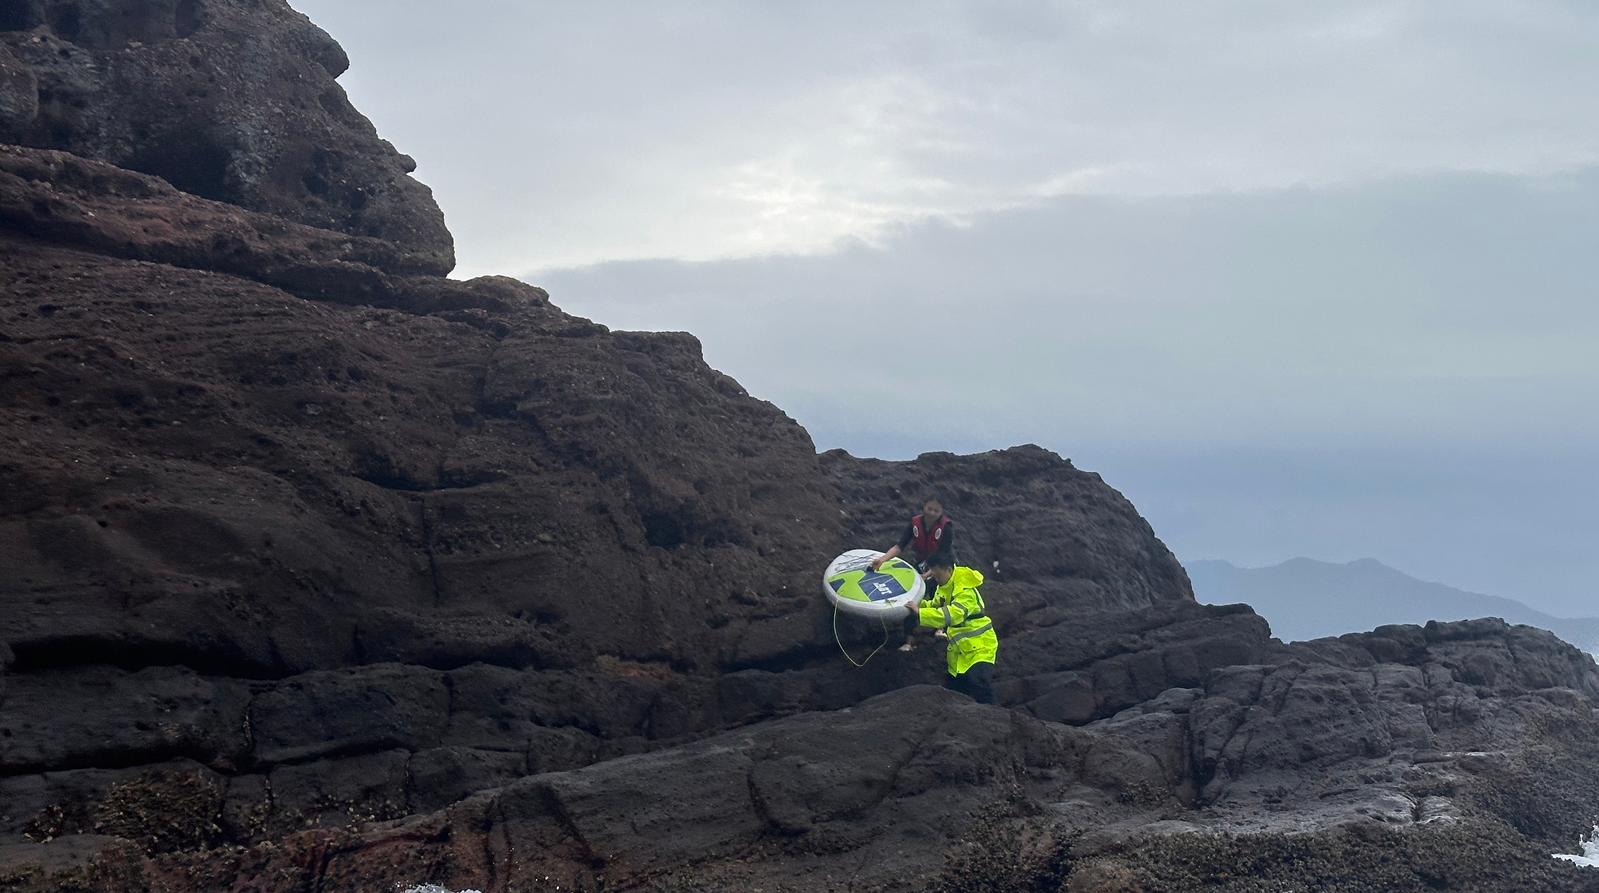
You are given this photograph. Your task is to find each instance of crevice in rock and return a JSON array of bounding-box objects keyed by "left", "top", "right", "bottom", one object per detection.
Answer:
[
  {"left": 720, "top": 640, "right": 840, "bottom": 674},
  {"left": 483, "top": 797, "right": 510, "bottom": 889},
  {"left": 441, "top": 672, "right": 457, "bottom": 722},
  {"left": 535, "top": 781, "right": 604, "bottom": 870},
  {"left": 1, "top": 4, "right": 40, "bottom": 30},
  {"left": 6, "top": 635, "right": 280, "bottom": 680},
  {"left": 352, "top": 469, "right": 502, "bottom": 493},
  {"left": 246, "top": 741, "right": 413, "bottom": 773},
  {"left": 0, "top": 741, "right": 224, "bottom": 778},
  {"left": 745, "top": 762, "right": 805, "bottom": 837},
  {"left": 47, "top": 2, "right": 81, "bottom": 41},
  {"left": 418, "top": 497, "right": 444, "bottom": 610},
  {"left": 125, "top": 133, "right": 233, "bottom": 204},
  {"left": 400, "top": 751, "right": 418, "bottom": 816},
  {"left": 349, "top": 624, "right": 367, "bottom": 666},
  {"left": 1190, "top": 707, "right": 1249, "bottom": 803},
  {"left": 870, "top": 733, "right": 927, "bottom": 816},
  {"left": 174, "top": 0, "right": 203, "bottom": 37}
]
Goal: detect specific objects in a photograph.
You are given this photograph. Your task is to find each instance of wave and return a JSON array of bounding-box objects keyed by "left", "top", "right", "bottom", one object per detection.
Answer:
[{"left": 1554, "top": 825, "right": 1599, "bottom": 869}]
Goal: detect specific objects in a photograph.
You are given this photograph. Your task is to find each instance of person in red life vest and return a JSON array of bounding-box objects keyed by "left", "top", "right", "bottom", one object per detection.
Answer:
[
  {"left": 869, "top": 496, "right": 955, "bottom": 577},
  {"left": 870, "top": 497, "right": 955, "bottom": 651}
]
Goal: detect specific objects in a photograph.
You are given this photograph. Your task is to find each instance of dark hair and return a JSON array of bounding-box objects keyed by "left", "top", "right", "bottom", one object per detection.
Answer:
[
  {"left": 928, "top": 555, "right": 955, "bottom": 570},
  {"left": 923, "top": 496, "right": 943, "bottom": 508}
]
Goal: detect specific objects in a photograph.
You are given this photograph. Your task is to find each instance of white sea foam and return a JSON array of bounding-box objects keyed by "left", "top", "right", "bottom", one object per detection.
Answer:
[
  {"left": 1553, "top": 825, "right": 1599, "bottom": 869},
  {"left": 401, "top": 886, "right": 483, "bottom": 893}
]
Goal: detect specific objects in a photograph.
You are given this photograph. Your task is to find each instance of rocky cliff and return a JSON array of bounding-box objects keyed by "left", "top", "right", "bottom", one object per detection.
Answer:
[
  {"left": 0, "top": 0, "right": 453, "bottom": 268},
  {"left": 2, "top": 4, "right": 1598, "bottom": 892}
]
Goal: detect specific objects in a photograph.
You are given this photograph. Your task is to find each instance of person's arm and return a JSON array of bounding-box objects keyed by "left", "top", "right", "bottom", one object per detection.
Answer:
[
  {"left": 871, "top": 523, "right": 916, "bottom": 570},
  {"left": 912, "top": 585, "right": 980, "bottom": 630}
]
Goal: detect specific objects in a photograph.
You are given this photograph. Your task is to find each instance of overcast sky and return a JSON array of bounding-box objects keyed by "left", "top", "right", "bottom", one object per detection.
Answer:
[{"left": 294, "top": 1, "right": 1599, "bottom": 617}]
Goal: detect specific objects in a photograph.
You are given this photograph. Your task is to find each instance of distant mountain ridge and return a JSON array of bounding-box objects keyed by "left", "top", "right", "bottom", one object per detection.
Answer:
[{"left": 1188, "top": 557, "right": 1599, "bottom": 653}]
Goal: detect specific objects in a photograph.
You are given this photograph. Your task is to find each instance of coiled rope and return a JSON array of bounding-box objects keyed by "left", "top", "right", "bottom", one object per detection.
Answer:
[{"left": 833, "top": 603, "right": 891, "bottom": 668}]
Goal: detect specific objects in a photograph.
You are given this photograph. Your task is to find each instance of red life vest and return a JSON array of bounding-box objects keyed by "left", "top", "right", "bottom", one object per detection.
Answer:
[{"left": 911, "top": 513, "right": 952, "bottom": 561}]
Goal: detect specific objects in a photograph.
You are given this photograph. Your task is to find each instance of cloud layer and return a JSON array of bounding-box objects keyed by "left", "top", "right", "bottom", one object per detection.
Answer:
[
  {"left": 299, "top": 0, "right": 1599, "bottom": 274},
  {"left": 537, "top": 170, "right": 1599, "bottom": 615}
]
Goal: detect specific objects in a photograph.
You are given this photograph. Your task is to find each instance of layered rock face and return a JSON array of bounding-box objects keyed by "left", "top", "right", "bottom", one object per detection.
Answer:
[
  {"left": 3, "top": 4, "right": 1599, "bottom": 892},
  {"left": 0, "top": 0, "right": 453, "bottom": 269},
  {"left": 823, "top": 445, "right": 1196, "bottom": 613},
  {"left": 0, "top": 149, "right": 847, "bottom": 834}
]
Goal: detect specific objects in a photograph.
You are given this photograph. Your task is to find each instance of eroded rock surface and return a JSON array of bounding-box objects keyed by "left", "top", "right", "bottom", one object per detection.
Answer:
[
  {"left": 0, "top": 0, "right": 453, "bottom": 268},
  {"left": 823, "top": 445, "right": 1195, "bottom": 612},
  {"left": 2, "top": 3, "right": 1598, "bottom": 891},
  {"left": 0, "top": 53, "right": 1218, "bottom": 869}
]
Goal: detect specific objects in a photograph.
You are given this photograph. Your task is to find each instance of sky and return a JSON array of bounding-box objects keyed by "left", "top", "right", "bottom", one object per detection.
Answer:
[{"left": 292, "top": 1, "right": 1599, "bottom": 617}]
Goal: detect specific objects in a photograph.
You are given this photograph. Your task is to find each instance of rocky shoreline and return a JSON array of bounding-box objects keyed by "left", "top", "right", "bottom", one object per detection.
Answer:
[{"left": 3, "top": 2, "right": 1597, "bottom": 891}]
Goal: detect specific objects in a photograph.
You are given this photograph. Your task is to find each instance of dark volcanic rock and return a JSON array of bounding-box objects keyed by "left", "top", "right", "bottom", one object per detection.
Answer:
[
  {"left": 0, "top": 134, "right": 887, "bottom": 840},
  {"left": 1, "top": 123, "right": 1224, "bottom": 844},
  {"left": 10, "top": 654, "right": 1599, "bottom": 893},
  {"left": 0, "top": 0, "right": 454, "bottom": 269},
  {"left": 0, "top": 225, "right": 843, "bottom": 687},
  {"left": 0, "top": 47, "right": 36, "bottom": 131},
  {"left": 0, "top": 146, "right": 488, "bottom": 306},
  {"left": 0, "top": 666, "right": 250, "bottom": 774},
  {"left": 3, "top": 3, "right": 1599, "bottom": 891},
  {"left": 823, "top": 444, "right": 1195, "bottom": 612}
]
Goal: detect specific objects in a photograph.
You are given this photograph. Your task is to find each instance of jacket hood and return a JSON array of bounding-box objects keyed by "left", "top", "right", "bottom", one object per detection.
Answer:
[{"left": 947, "top": 565, "right": 984, "bottom": 590}]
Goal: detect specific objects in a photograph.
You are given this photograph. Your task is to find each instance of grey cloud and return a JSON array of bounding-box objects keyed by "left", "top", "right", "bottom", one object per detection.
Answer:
[
  {"left": 535, "top": 169, "right": 1599, "bottom": 615},
  {"left": 536, "top": 169, "right": 1599, "bottom": 447},
  {"left": 296, "top": 0, "right": 1599, "bottom": 273}
]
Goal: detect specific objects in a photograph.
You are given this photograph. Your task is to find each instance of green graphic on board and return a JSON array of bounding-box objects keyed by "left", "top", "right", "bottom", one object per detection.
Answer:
[{"left": 827, "top": 557, "right": 920, "bottom": 603}]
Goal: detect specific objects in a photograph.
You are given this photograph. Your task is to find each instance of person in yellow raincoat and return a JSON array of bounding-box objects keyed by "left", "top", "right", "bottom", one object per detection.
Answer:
[{"left": 905, "top": 554, "right": 998, "bottom": 703}]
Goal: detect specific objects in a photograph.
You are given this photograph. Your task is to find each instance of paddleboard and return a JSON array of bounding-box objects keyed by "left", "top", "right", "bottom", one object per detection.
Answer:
[{"left": 822, "top": 549, "right": 926, "bottom": 619}]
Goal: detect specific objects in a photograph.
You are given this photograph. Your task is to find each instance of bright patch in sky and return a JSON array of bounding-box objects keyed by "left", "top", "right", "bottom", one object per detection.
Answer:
[{"left": 295, "top": 0, "right": 1599, "bottom": 274}]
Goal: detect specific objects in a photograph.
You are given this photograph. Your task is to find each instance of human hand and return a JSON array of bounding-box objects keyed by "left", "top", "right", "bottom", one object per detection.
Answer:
[{"left": 869, "top": 557, "right": 884, "bottom": 571}]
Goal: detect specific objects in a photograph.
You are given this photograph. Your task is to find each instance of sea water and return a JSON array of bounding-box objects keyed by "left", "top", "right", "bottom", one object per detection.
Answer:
[
  {"left": 1554, "top": 825, "right": 1599, "bottom": 869},
  {"left": 402, "top": 886, "right": 483, "bottom": 893}
]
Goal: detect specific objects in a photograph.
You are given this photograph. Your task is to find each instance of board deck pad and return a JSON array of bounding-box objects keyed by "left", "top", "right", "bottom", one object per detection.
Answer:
[{"left": 822, "top": 550, "right": 925, "bottom": 617}]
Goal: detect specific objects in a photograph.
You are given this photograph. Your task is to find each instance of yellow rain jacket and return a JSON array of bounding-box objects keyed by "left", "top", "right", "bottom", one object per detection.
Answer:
[{"left": 917, "top": 566, "right": 998, "bottom": 676}]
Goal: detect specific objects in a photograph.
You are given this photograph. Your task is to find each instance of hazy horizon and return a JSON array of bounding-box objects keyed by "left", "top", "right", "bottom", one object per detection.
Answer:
[
  {"left": 1187, "top": 555, "right": 1599, "bottom": 622},
  {"left": 1186, "top": 555, "right": 1599, "bottom": 655},
  {"left": 291, "top": 1, "right": 1599, "bottom": 617}
]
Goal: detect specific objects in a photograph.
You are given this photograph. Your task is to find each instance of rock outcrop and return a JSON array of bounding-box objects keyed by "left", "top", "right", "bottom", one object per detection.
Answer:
[
  {"left": 3, "top": 4, "right": 1598, "bottom": 892},
  {"left": 823, "top": 445, "right": 1195, "bottom": 612},
  {"left": 5, "top": 619, "right": 1596, "bottom": 892},
  {"left": 0, "top": 5, "right": 1209, "bottom": 858},
  {"left": 0, "top": 0, "right": 453, "bottom": 269}
]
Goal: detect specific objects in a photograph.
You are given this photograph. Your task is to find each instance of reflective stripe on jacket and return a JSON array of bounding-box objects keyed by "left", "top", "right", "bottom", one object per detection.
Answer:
[{"left": 916, "top": 565, "right": 998, "bottom": 676}]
